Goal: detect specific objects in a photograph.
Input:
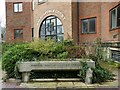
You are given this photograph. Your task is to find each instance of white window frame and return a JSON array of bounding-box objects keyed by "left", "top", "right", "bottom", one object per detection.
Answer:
[
  {"left": 38, "top": 0, "right": 47, "bottom": 4},
  {"left": 110, "top": 5, "right": 120, "bottom": 30},
  {"left": 14, "top": 3, "right": 23, "bottom": 12}
]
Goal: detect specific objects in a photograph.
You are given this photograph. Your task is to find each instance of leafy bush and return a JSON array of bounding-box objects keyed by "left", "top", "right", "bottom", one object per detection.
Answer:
[
  {"left": 2, "top": 43, "right": 39, "bottom": 78},
  {"left": 78, "top": 61, "right": 114, "bottom": 84},
  {"left": 30, "top": 39, "right": 68, "bottom": 59},
  {"left": 2, "top": 39, "right": 69, "bottom": 78},
  {"left": 3, "top": 39, "right": 103, "bottom": 80},
  {"left": 65, "top": 45, "right": 86, "bottom": 58},
  {"left": 92, "top": 62, "right": 115, "bottom": 83},
  {"left": 2, "top": 43, "right": 16, "bottom": 54}
]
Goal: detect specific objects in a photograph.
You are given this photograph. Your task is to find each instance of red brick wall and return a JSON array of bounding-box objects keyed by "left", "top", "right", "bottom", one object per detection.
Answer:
[
  {"left": 71, "top": 2, "right": 79, "bottom": 45},
  {"left": 6, "top": 2, "right": 33, "bottom": 42},
  {"left": 101, "top": 2, "right": 119, "bottom": 42},
  {"left": 79, "top": 2, "right": 101, "bottom": 43},
  {"left": 33, "top": 2, "right": 73, "bottom": 40},
  {"left": 79, "top": 2, "right": 120, "bottom": 43},
  {"left": 6, "top": 2, "right": 120, "bottom": 43}
]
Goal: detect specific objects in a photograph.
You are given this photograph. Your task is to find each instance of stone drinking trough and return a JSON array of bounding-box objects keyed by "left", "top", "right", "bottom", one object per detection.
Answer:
[{"left": 17, "top": 59, "right": 95, "bottom": 84}]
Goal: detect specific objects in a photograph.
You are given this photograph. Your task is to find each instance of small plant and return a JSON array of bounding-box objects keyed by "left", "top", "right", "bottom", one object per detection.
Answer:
[
  {"left": 78, "top": 61, "right": 115, "bottom": 84},
  {"left": 78, "top": 62, "right": 89, "bottom": 82}
]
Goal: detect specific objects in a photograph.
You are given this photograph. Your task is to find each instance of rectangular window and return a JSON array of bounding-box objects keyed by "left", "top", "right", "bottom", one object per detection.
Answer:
[
  {"left": 14, "top": 3, "right": 23, "bottom": 12},
  {"left": 110, "top": 5, "right": 120, "bottom": 29},
  {"left": 14, "top": 29, "right": 23, "bottom": 39},
  {"left": 82, "top": 18, "right": 96, "bottom": 34}
]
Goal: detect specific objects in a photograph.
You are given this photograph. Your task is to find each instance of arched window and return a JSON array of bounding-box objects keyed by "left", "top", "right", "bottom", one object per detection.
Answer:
[{"left": 39, "top": 16, "right": 64, "bottom": 42}]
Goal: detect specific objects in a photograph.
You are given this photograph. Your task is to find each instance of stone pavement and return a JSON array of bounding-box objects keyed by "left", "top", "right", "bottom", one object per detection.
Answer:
[
  {"left": 0, "top": 66, "right": 119, "bottom": 89},
  {"left": 19, "top": 81, "right": 118, "bottom": 89}
]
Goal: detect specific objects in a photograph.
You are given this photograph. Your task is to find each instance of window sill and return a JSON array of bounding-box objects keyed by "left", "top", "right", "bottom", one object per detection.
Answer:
[
  {"left": 110, "top": 27, "right": 120, "bottom": 31},
  {"left": 14, "top": 12, "right": 23, "bottom": 13},
  {"left": 81, "top": 32, "right": 96, "bottom": 34}
]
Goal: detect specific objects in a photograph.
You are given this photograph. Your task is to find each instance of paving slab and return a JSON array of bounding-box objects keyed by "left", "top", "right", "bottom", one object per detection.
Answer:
[
  {"left": 74, "top": 82, "right": 87, "bottom": 88},
  {"left": 57, "top": 82, "right": 74, "bottom": 88},
  {"left": 20, "top": 82, "right": 57, "bottom": 88}
]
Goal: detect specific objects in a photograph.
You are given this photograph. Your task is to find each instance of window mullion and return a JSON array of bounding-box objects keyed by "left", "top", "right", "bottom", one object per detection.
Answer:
[{"left": 18, "top": 4, "right": 19, "bottom": 12}]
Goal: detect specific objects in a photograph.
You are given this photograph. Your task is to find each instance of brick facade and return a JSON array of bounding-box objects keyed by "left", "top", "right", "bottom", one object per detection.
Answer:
[
  {"left": 6, "top": 1, "right": 120, "bottom": 44},
  {"left": 6, "top": 2, "right": 33, "bottom": 42}
]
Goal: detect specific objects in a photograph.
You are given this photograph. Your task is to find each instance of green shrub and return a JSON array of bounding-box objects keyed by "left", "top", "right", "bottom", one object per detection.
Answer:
[
  {"left": 2, "top": 43, "right": 16, "bottom": 54},
  {"left": 2, "top": 39, "right": 69, "bottom": 78},
  {"left": 30, "top": 39, "right": 68, "bottom": 59},
  {"left": 92, "top": 62, "right": 115, "bottom": 83},
  {"left": 65, "top": 45, "right": 86, "bottom": 58},
  {"left": 78, "top": 61, "right": 114, "bottom": 84},
  {"left": 2, "top": 39, "right": 90, "bottom": 79},
  {"left": 2, "top": 43, "right": 39, "bottom": 78}
]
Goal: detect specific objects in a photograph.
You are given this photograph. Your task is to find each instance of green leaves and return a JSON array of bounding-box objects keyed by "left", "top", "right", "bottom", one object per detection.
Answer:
[
  {"left": 2, "top": 43, "right": 39, "bottom": 78},
  {"left": 78, "top": 61, "right": 114, "bottom": 84}
]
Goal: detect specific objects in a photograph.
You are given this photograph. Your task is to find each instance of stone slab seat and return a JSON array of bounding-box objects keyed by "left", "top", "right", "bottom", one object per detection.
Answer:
[{"left": 17, "top": 59, "right": 95, "bottom": 84}]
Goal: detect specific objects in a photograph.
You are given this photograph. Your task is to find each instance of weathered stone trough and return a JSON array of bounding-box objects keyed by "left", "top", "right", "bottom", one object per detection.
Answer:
[{"left": 17, "top": 59, "right": 95, "bottom": 84}]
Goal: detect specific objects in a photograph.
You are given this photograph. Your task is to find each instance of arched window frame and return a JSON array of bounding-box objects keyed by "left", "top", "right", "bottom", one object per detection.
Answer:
[{"left": 39, "top": 16, "right": 64, "bottom": 42}]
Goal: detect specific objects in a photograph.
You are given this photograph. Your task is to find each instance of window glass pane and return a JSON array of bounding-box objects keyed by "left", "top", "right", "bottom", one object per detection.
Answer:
[
  {"left": 51, "top": 27, "right": 56, "bottom": 35},
  {"left": 14, "top": 4, "right": 18, "bottom": 12},
  {"left": 14, "top": 30, "right": 23, "bottom": 39},
  {"left": 51, "top": 36, "right": 57, "bottom": 41},
  {"left": 46, "top": 22, "right": 54, "bottom": 32},
  {"left": 117, "top": 6, "right": 120, "bottom": 27},
  {"left": 50, "top": 22, "right": 54, "bottom": 31},
  {"left": 57, "top": 35, "right": 64, "bottom": 42},
  {"left": 82, "top": 20, "right": 88, "bottom": 33},
  {"left": 89, "top": 18, "right": 96, "bottom": 33},
  {"left": 57, "top": 18, "right": 62, "bottom": 25},
  {"left": 46, "top": 20, "right": 50, "bottom": 28},
  {"left": 57, "top": 26, "right": 63, "bottom": 34},
  {"left": 111, "top": 9, "right": 116, "bottom": 29},
  {"left": 51, "top": 19, "right": 56, "bottom": 26},
  {"left": 47, "top": 16, "right": 55, "bottom": 20},
  {"left": 46, "top": 27, "right": 50, "bottom": 35},
  {"left": 41, "top": 24, "right": 45, "bottom": 35},
  {"left": 19, "top": 3, "right": 22, "bottom": 12},
  {"left": 41, "top": 35, "right": 45, "bottom": 38},
  {"left": 41, "top": 29, "right": 45, "bottom": 35}
]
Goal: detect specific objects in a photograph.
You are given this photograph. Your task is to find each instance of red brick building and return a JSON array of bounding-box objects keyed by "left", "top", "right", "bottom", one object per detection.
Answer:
[
  {"left": 6, "top": 2, "right": 33, "bottom": 42},
  {"left": 6, "top": 1, "right": 120, "bottom": 60}
]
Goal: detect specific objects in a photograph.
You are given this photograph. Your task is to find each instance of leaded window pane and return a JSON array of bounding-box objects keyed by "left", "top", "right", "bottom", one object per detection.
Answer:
[
  {"left": 57, "top": 18, "right": 62, "bottom": 25},
  {"left": 57, "top": 26, "right": 63, "bottom": 34},
  {"left": 40, "top": 16, "right": 64, "bottom": 42}
]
